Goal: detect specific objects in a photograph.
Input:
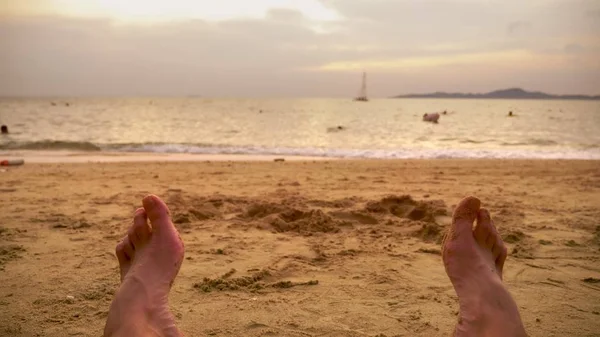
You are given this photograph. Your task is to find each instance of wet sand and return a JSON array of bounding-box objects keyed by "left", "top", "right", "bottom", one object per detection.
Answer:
[
  {"left": 0, "top": 150, "right": 328, "bottom": 163},
  {"left": 1, "top": 159, "right": 599, "bottom": 337}
]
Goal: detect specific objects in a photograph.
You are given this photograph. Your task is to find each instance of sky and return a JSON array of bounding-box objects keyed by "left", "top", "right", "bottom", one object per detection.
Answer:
[{"left": 0, "top": 0, "right": 599, "bottom": 97}]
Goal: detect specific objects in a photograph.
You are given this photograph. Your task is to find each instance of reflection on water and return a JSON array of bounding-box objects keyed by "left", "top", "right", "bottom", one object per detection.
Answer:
[{"left": 0, "top": 98, "right": 599, "bottom": 159}]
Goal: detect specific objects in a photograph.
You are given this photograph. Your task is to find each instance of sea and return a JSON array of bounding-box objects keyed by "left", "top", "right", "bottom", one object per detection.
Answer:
[{"left": 1, "top": 98, "right": 599, "bottom": 160}]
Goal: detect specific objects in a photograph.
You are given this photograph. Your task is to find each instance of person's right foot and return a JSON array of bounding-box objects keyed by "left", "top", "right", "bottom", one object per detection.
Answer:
[{"left": 442, "top": 196, "right": 527, "bottom": 337}]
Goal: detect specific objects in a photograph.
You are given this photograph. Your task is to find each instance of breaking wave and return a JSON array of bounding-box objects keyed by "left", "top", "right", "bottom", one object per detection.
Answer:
[{"left": 1, "top": 140, "right": 599, "bottom": 159}]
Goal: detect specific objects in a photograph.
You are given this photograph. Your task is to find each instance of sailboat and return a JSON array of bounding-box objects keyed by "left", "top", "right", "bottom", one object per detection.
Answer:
[{"left": 354, "top": 71, "right": 368, "bottom": 102}]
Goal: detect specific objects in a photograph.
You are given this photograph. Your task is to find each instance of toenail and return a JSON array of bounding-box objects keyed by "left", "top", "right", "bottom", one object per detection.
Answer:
[{"left": 145, "top": 195, "right": 156, "bottom": 206}]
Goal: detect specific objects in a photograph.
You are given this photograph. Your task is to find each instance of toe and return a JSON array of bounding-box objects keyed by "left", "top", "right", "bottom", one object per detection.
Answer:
[
  {"left": 116, "top": 241, "right": 130, "bottom": 280},
  {"left": 475, "top": 208, "right": 498, "bottom": 249},
  {"left": 116, "top": 241, "right": 129, "bottom": 265},
  {"left": 492, "top": 234, "right": 503, "bottom": 260},
  {"left": 449, "top": 196, "right": 481, "bottom": 239},
  {"left": 443, "top": 196, "right": 481, "bottom": 262},
  {"left": 490, "top": 220, "right": 508, "bottom": 277},
  {"left": 496, "top": 244, "right": 508, "bottom": 278},
  {"left": 476, "top": 208, "right": 507, "bottom": 278},
  {"left": 121, "top": 236, "right": 135, "bottom": 259},
  {"left": 127, "top": 226, "right": 140, "bottom": 248},
  {"left": 128, "top": 208, "right": 150, "bottom": 246},
  {"left": 142, "top": 195, "right": 172, "bottom": 233},
  {"left": 484, "top": 232, "right": 496, "bottom": 249},
  {"left": 474, "top": 208, "right": 492, "bottom": 244}
]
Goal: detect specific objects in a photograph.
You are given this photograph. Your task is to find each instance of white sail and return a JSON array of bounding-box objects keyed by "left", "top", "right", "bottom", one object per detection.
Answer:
[{"left": 354, "top": 72, "right": 368, "bottom": 102}]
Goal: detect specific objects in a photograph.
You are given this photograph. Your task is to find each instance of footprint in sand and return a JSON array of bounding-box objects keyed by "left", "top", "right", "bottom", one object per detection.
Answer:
[
  {"left": 365, "top": 195, "right": 447, "bottom": 222},
  {"left": 0, "top": 244, "right": 26, "bottom": 270},
  {"left": 328, "top": 211, "right": 378, "bottom": 225}
]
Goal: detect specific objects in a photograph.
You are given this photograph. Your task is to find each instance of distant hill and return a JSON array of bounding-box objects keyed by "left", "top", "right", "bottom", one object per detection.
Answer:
[{"left": 393, "top": 88, "right": 600, "bottom": 100}]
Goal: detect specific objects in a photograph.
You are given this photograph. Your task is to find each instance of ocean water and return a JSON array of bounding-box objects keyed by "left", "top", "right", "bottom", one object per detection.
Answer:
[{"left": 1, "top": 98, "right": 599, "bottom": 159}]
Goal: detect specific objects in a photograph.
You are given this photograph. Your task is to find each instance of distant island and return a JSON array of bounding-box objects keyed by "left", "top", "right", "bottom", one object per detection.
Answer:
[{"left": 393, "top": 88, "right": 600, "bottom": 100}]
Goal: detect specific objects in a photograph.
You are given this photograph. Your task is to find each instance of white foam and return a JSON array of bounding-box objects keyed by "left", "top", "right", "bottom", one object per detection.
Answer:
[{"left": 110, "top": 144, "right": 600, "bottom": 160}]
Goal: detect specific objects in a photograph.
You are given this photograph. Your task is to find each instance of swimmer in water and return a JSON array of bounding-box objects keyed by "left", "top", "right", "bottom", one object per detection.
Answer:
[
  {"left": 1, "top": 125, "right": 8, "bottom": 134},
  {"left": 423, "top": 113, "right": 440, "bottom": 123},
  {"left": 326, "top": 125, "right": 346, "bottom": 132}
]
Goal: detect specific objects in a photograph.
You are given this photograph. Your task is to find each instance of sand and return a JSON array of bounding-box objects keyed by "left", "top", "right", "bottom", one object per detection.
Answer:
[{"left": 0, "top": 159, "right": 599, "bottom": 337}]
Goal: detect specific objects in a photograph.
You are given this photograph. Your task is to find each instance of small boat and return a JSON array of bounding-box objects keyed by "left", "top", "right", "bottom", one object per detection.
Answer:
[{"left": 354, "top": 72, "right": 368, "bottom": 102}]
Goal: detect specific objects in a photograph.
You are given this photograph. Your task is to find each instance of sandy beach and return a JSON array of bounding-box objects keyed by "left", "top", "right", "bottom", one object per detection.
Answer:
[{"left": 1, "top": 159, "right": 599, "bottom": 337}]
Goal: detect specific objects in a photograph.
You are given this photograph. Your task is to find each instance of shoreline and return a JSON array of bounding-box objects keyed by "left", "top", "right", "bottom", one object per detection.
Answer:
[
  {"left": 0, "top": 150, "right": 330, "bottom": 163},
  {"left": 2, "top": 150, "right": 600, "bottom": 164}
]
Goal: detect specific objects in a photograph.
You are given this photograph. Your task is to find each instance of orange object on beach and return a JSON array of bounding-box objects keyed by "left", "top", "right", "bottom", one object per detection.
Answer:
[{"left": 0, "top": 159, "right": 24, "bottom": 166}]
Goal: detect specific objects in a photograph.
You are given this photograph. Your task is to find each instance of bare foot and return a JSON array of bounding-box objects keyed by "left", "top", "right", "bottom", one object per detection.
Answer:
[
  {"left": 104, "top": 195, "right": 184, "bottom": 337},
  {"left": 442, "top": 196, "right": 527, "bottom": 337}
]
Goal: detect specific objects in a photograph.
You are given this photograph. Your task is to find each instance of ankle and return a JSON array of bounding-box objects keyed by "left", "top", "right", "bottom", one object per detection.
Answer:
[
  {"left": 105, "top": 308, "right": 179, "bottom": 337},
  {"left": 455, "top": 279, "right": 527, "bottom": 337},
  {"left": 457, "top": 308, "right": 524, "bottom": 337},
  {"left": 107, "top": 323, "right": 162, "bottom": 337}
]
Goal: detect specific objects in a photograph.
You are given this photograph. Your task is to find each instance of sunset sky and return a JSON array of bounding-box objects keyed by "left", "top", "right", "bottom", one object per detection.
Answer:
[{"left": 1, "top": 0, "right": 599, "bottom": 97}]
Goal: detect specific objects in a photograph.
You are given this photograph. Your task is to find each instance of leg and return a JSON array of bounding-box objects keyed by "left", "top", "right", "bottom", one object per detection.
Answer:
[
  {"left": 104, "top": 195, "right": 185, "bottom": 337},
  {"left": 442, "top": 196, "right": 527, "bottom": 337}
]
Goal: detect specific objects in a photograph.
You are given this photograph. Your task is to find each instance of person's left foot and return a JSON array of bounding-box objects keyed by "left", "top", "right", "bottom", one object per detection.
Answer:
[{"left": 104, "top": 195, "right": 185, "bottom": 337}]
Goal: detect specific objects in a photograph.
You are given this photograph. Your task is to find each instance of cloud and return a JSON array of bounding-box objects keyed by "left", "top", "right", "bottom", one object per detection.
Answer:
[
  {"left": 564, "top": 43, "right": 585, "bottom": 54},
  {"left": 266, "top": 8, "right": 306, "bottom": 23},
  {"left": 585, "top": 9, "right": 600, "bottom": 18},
  {"left": 0, "top": 0, "right": 342, "bottom": 22},
  {"left": 311, "top": 50, "right": 572, "bottom": 72},
  {"left": 507, "top": 21, "right": 531, "bottom": 36},
  {"left": 0, "top": 15, "right": 345, "bottom": 96},
  {"left": 1, "top": 0, "right": 600, "bottom": 96}
]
